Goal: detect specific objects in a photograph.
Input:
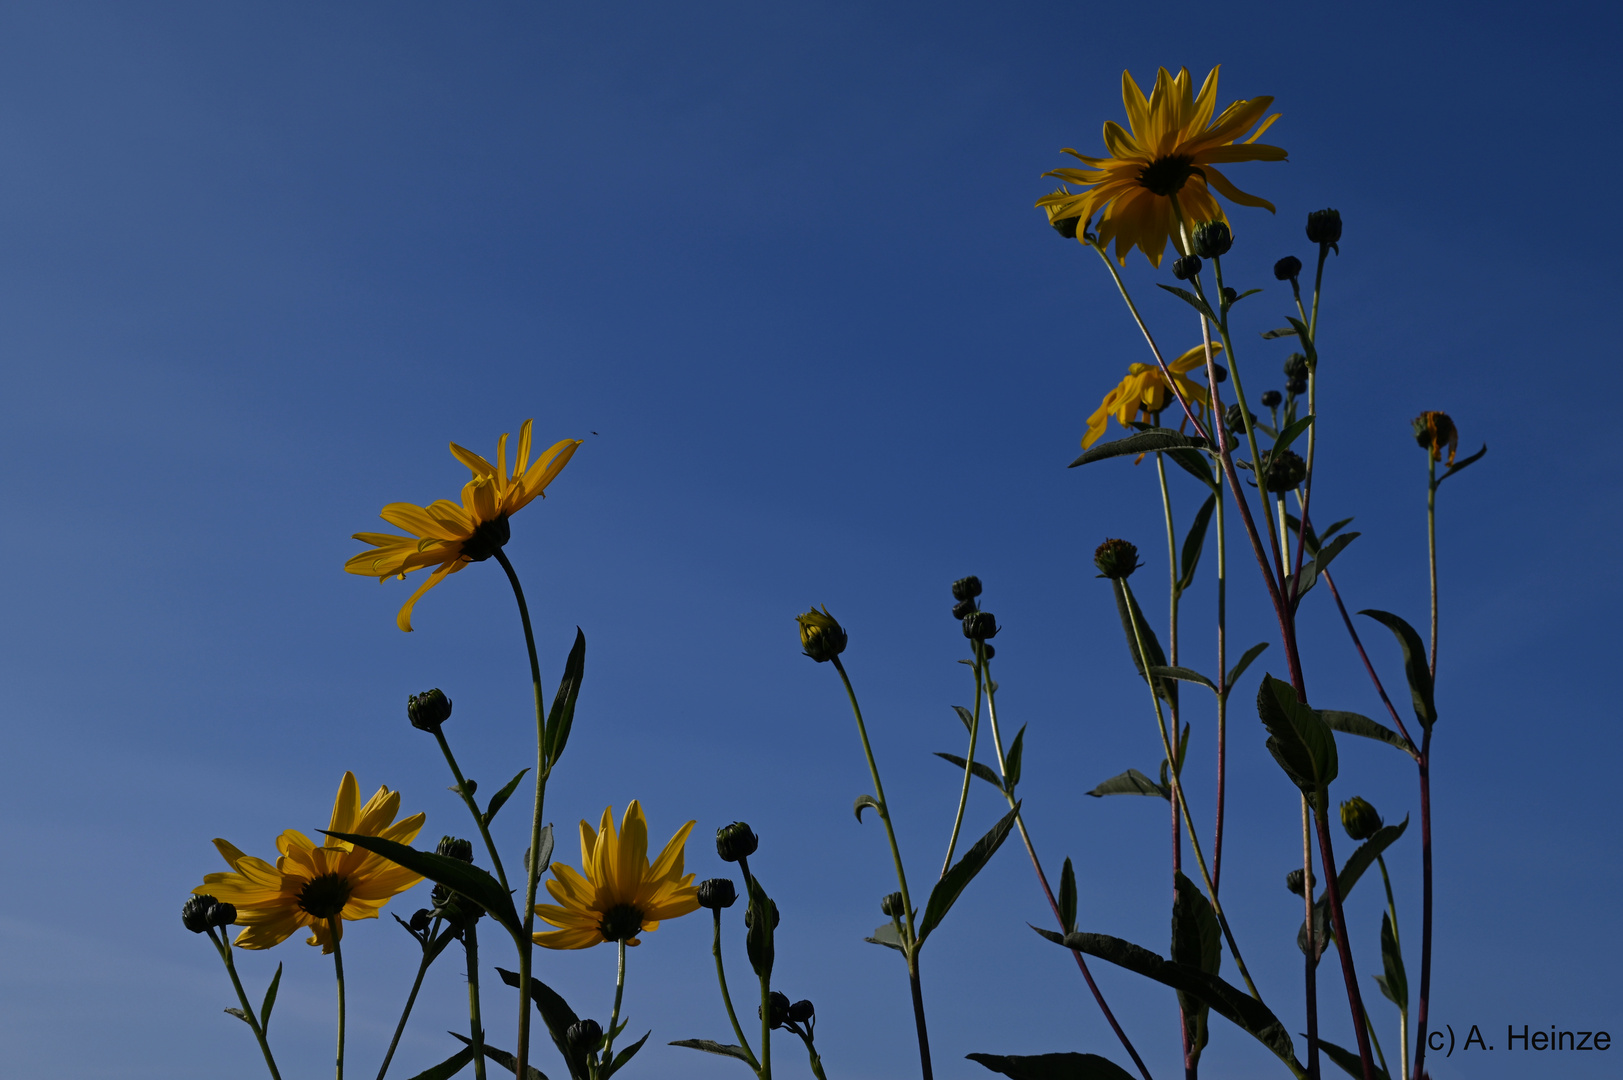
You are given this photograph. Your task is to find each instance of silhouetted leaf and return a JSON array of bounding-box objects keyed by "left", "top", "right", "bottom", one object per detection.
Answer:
[
  {"left": 1225, "top": 642, "right": 1269, "bottom": 691},
  {"left": 865, "top": 921, "right": 906, "bottom": 952},
  {"left": 1379, "top": 910, "right": 1408, "bottom": 1010},
  {"left": 954, "top": 705, "right": 975, "bottom": 731},
  {"left": 448, "top": 1034, "right": 547, "bottom": 1080},
  {"left": 325, "top": 832, "right": 522, "bottom": 939},
  {"left": 853, "top": 794, "right": 884, "bottom": 823},
  {"left": 745, "top": 877, "right": 773, "bottom": 978},
  {"left": 259, "top": 963, "right": 282, "bottom": 1032},
  {"left": 1261, "top": 326, "right": 1298, "bottom": 340},
  {"left": 482, "top": 769, "right": 531, "bottom": 827},
  {"left": 496, "top": 967, "right": 585, "bottom": 1079},
  {"left": 1004, "top": 725, "right": 1026, "bottom": 791},
  {"left": 669, "top": 1040, "right": 754, "bottom": 1063},
  {"left": 1297, "top": 818, "right": 1410, "bottom": 962},
  {"left": 603, "top": 1031, "right": 650, "bottom": 1078},
  {"left": 404, "top": 1047, "right": 475, "bottom": 1080},
  {"left": 1113, "top": 581, "right": 1176, "bottom": 709},
  {"left": 918, "top": 803, "right": 1020, "bottom": 944},
  {"left": 1058, "top": 858, "right": 1077, "bottom": 935},
  {"left": 1171, "top": 871, "right": 1221, "bottom": 1067},
  {"left": 543, "top": 629, "right": 587, "bottom": 767},
  {"left": 1178, "top": 493, "right": 1218, "bottom": 592},
  {"left": 1437, "top": 444, "right": 1487, "bottom": 485},
  {"left": 1156, "top": 283, "right": 1218, "bottom": 322},
  {"left": 224, "top": 1007, "right": 252, "bottom": 1025},
  {"left": 1071, "top": 428, "right": 1211, "bottom": 467},
  {"left": 1150, "top": 665, "right": 1217, "bottom": 693},
  {"left": 1318, "top": 1038, "right": 1390, "bottom": 1080},
  {"left": 1358, "top": 610, "right": 1436, "bottom": 729},
  {"left": 967, "top": 1051, "right": 1136, "bottom": 1079},
  {"left": 1319, "top": 710, "right": 1413, "bottom": 755},
  {"left": 1087, "top": 769, "right": 1167, "bottom": 799},
  {"left": 1271, "top": 414, "right": 1315, "bottom": 460},
  {"left": 1255, "top": 675, "right": 1337, "bottom": 792}
]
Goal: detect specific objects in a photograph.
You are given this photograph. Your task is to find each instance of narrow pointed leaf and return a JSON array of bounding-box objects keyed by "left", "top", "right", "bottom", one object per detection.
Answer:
[
  {"left": 1149, "top": 665, "right": 1217, "bottom": 693},
  {"left": 1113, "top": 581, "right": 1176, "bottom": 708},
  {"left": 1178, "top": 493, "right": 1218, "bottom": 591},
  {"left": 1261, "top": 326, "right": 1298, "bottom": 340},
  {"left": 1165, "top": 445, "right": 1219, "bottom": 489},
  {"left": 482, "top": 768, "right": 531, "bottom": 827},
  {"left": 496, "top": 967, "right": 585, "bottom": 1079},
  {"left": 1285, "top": 316, "right": 1317, "bottom": 364},
  {"left": 604, "top": 1031, "right": 651, "bottom": 1077},
  {"left": 853, "top": 794, "right": 884, "bottom": 822},
  {"left": 1225, "top": 642, "right": 1269, "bottom": 691},
  {"left": 1156, "top": 283, "right": 1218, "bottom": 322},
  {"left": 1270, "top": 414, "right": 1315, "bottom": 461},
  {"left": 1171, "top": 872, "right": 1220, "bottom": 1066},
  {"left": 935, "top": 753, "right": 1003, "bottom": 790},
  {"left": 1358, "top": 610, "right": 1436, "bottom": 729},
  {"left": 543, "top": 628, "right": 587, "bottom": 766},
  {"left": 1380, "top": 910, "right": 1408, "bottom": 1009},
  {"left": 1319, "top": 710, "right": 1413, "bottom": 755},
  {"left": 1071, "top": 428, "right": 1210, "bottom": 467},
  {"left": 1297, "top": 818, "right": 1409, "bottom": 961},
  {"left": 1318, "top": 1038, "right": 1391, "bottom": 1080},
  {"left": 1290, "top": 531, "right": 1359, "bottom": 607},
  {"left": 745, "top": 877, "right": 774, "bottom": 978},
  {"left": 224, "top": 1007, "right": 252, "bottom": 1025},
  {"left": 1058, "top": 858, "right": 1077, "bottom": 935},
  {"left": 865, "top": 921, "right": 907, "bottom": 952},
  {"left": 669, "top": 1039, "right": 755, "bottom": 1063},
  {"left": 967, "top": 1051, "right": 1137, "bottom": 1079},
  {"left": 448, "top": 1034, "right": 548, "bottom": 1080},
  {"left": 1438, "top": 444, "right": 1487, "bottom": 483},
  {"left": 404, "top": 1047, "right": 475, "bottom": 1080},
  {"left": 1086, "top": 768, "right": 1167, "bottom": 799},
  {"left": 325, "top": 832, "right": 521, "bottom": 939},
  {"left": 259, "top": 962, "right": 282, "bottom": 1032},
  {"left": 917, "top": 803, "right": 1020, "bottom": 944},
  {"left": 953, "top": 705, "right": 975, "bottom": 731},
  {"left": 1004, "top": 725, "right": 1026, "bottom": 791}
]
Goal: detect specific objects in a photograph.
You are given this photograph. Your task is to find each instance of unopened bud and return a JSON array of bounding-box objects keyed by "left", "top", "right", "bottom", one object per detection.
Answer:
[
  {"left": 1306, "top": 208, "right": 1342, "bottom": 246},
  {"left": 1225, "top": 403, "right": 1256, "bottom": 433},
  {"left": 881, "top": 891, "right": 905, "bottom": 918},
  {"left": 409, "top": 908, "right": 433, "bottom": 933},
  {"left": 760, "top": 991, "right": 792, "bottom": 1029},
  {"left": 1274, "top": 255, "right": 1303, "bottom": 281},
  {"left": 698, "top": 878, "right": 738, "bottom": 910},
  {"left": 1191, "top": 220, "right": 1233, "bottom": 259},
  {"left": 795, "top": 606, "right": 847, "bottom": 663},
  {"left": 436, "top": 836, "right": 474, "bottom": 863},
  {"left": 951, "top": 576, "right": 983, "bottom": 602},
  {"left": 789, "top": 999, "right": 815, "bottom": 1024},
  {"left": 209, "top": 901, "right": 237, "bottom": 927},
  {"left": 1339, "top": 796, "right": 1384, "bottom": 841},
  {"left": 566, "top": 1019, "right": 603, "bottom": 1055},
  {"left": 951, "top": 598, "right": 977, "bottom": 620},
  {"left": 1172, "top": 254, "right": 1202, "bottom": 281},
  {"left": 1093, "top": 538, "right": 1141, "bottom": 580},
  {"left": 716, "top": 822, "right": 759, "bottom": 863},
  {"left": 408, "top": 688, "right": 453, "bottom": 733},
  {"left": 1285, "top": 868, "right": 1316, "bottom": 896},
  {"left": 182, "top": 895, "right": 217, "bottom": 934},
  {"left": 1286, "top": 376, "right": 1308, "bottom": 396},
  {"left": 1260, "top": 390, "right": 1282, "bottom": 409},
  {"left": 1283, "top": 353, "right": 1309, "bottom": 380},
  {"left": 1264, "top": 450, "right": 1308, "bottom": 493},
  {"left": 962, "top": 610, "right": 1000, "bottom": 641}
]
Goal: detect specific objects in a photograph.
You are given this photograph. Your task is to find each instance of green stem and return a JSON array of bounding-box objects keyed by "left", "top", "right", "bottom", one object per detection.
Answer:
[
  {"left": 941, "top": 648, "right": 984, "bottom": 875},
  {"left": 492, "top": 548, "right": 548, "bottom": 1080},
  {"left": 331, "top": 919, "right": 347, "bottom": 1080},
  {"left": 1377, "top": 855, "right": 1409, "bottom": 1080},
  {"left": 1212, "top": 462, "right": 1228, "bottom": 896},
  {"left": 433, "top": 730, "right": 511, "bottom": 892},
  {"left": 1427, "top": 455, "right": 1438, "bottom": 678},
  {"left": 1156, "top": 451, "right": 1180, "bottom": 672},
  {"left": 603, "top": 938, "right": 628, "bottom": 1069},
  {"left": 467, "top": 923, "right": 488, "bottom": 1080},
  {"left": 711, "top": 909, "right": 759, "bottom": 1070},
  {"left": 1119, "top": 580, "right": 1263, "bottom": 1002},
  {"left": 794, "top": 1029, "right": 829, "bottom": 1080},
  {"left": 758, "top": 921, "right": 774, "bottom": 1080},
  {"left": 1302, "top": 797, "right": 1319, "bottom": 1080},
  {"left": 375, "top": 917, "right": 444, "bottom": 1080},
  {"left": 208, "top": 927, "right": 284, "bottom": 1080}
]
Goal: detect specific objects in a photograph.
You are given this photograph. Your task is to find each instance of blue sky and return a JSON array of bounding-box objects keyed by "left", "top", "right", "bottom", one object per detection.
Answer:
[{"left": 2, "top": 2, "right": 1618, "bottom": 1078}]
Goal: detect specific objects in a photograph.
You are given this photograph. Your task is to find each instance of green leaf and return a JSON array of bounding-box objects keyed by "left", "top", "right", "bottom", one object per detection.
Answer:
[
  {"left": 1438, "top": 444, "right": 1487, "bottom": 484},
  {"left": 954, "top": 705, "right": 975, "bottom": 731},
  {"left": 1058, "top": 858, "right": 1077, "bottom": 935},
  {"left": 853, "top": 794, "right": 885, "bottom": 822},
  {"left": 1086, "top": 768, "right": 1168, "bottom": 799},
  {"left": 935, "top": 753, "right": 1003, "bottom": 790},
  {"left": 1171, "top": 871, "right": 1221, "bottom": 1066},
  {"left": 404, "top": 1047, "right": 475, "bottom": 1080},
  {"left": 259, "top": 962, "right": 282, "bottom": 1033},
  {"left": 1255, "top": 675, "right": 1338, "bottom": 793},
  {"left": 1319, "top": 1038, "right": 1391, "bottom": 1080},
  {"left": 1379, "top": 910, "right": 1408, "bottom": 1009},
  {"left": 1284, "top": 316, "right": 1317, "bottom": 365},
  {"left": 865, "top": 920, "right": 907, "bottom": 952},
  {"left": 496, "top": 967, "right": 586, "bottom": 1080},
  {"left": 1004, "top": 725, "right": 1026, "bottom": 792},
  {"left": 482, "top": 769, "right": 531, "bottom": 827},
  {"left": 917, "top": 803, "right": 1020, "bottom": 944},
  {"left": 603, "top": 1031, "right": 650, "bottom": 1078},
  {"left": 745, "top": 877, "right": 774, "bottom": 978},
  {"left": 1297, "top": 818, "right": 1410, "bottom": 962},
  {"left": 1261, "top": 326, "right": 1298, "bottom": 340},
  {"left": 1225, "top": 642, "right": 1269, "bottom": 691},
  {"left": 669, "top": 1039, "right": 755, "bottom": 1063},
  {"left": 1070, "top": 428, "right": 1210, "bottom": 468},
  {"left": 324, "top": 831, "right": 522, "bottom": 940},
  {"left": 543, "top": 628, "right": 587, "bottom": 767},
  {"left": 1165, "top": 445, "right": 1219, "bottom": 489},
  {"left": 1228, "top": 287, "right": 1263, "bottom": 306},
  {"left": 1177, "top": 494, "right": 1218, "bottom": 593},
  {"left": 1290, "top": 531, "right": 1360, "bottom": 607},
  {"left": 1149, "top": 665, "right": 1217, "bottom": 693},
  {"left": 529, "top": 824, "right": 555, "bottom": 879},
  {"left": 966, "top": 1051, "right": 1137, "bottom": 1079},
  {"left": 224, "top": 1007, "right": 252, "bottom": 1025},
  {"left": 1113, "top": 581, "right": 1176, "bottom": 709},
  {"left": 1270, "top": 414, "right": 1315, "bottom": 460},
  {"left": 1036, "top": 929, "right": 1300, "bottom": 1071},
  {"left": 1319, "top": 710, "right": 1413, "bottom": 755},
  {"left": 448, "top": 1034, "right": 548, "bottom": 1080},
  {"left": 425, "top": 923, "right": 461, "bottom": 965},
  {"left": 1358, "top": 610, "right": 1437, "bottom": 729},
  {"left": 1155, "top": 282, "right": 1218, "bottom": 322}
]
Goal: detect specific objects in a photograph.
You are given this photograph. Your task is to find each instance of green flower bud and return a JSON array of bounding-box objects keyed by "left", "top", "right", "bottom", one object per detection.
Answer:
[
  {"left": 1093, "top": 538, "right": 1141, "bottom": 580},
  {"left": 880, "top": 891, "right": 905, "bottom": 918},
  {"left": 760, "top": 991, "right": 792, "bottom": 1030},
  {"left": 698, "top": 878, "right": 738, "bottom": 910},
  {"left": 407, "top": 688, "right": 453, "bottom": 733},
  {"left": 1172, "top": 254, "right": 1202, "bottom": 281},
  {"left": 1260, "top": 390, "right": 1282, "bottom": 409},
  {"left": 1274, "top": 255, "right": 1302, "bottom": 281},
  {"left": 1412, "top": 411, "right": 1459, "bottom": 465},
  {"left": 182, "top": 895, "right": 217, "bottom": 934},
  {"left": 566, "top": 1019, "right": 603, "bottom": 1055},
  {"left": 1283, "top": 353, "right": 1309, "bottom": 380},
  {"left": 1285, "top": 867, "right": 1316, "bottom": 897},
  {"left": 1339, "top": 796, "right": 1384, "bottom": 841},
  {"left": 1221, "top": 286, "right": 1238, "bottom": 306},
  {"left": 961, "top": 610, "right": 1000, "bottom": 640},
  {"left": 1191, "top": 220, "right": 1232, "bottom": 258},
  {"left": 1264, "top": 450, "right": 1308, "bottom": 493},
  {"left": 1286, "top": 376, "right": 1308, "bottom": 396},
  {"left": 744, "top": 898, "right": 780, "bottom": 930},
  {"left": 408, "top": 908, "right": 433, "bottom": 934},
  {"left": 795, "top": 606, "right": 847, "bottom": 663},
  {"left": 951, "top": 598, "right": 976, "bottom": 620},
  {"left": 1306, "top": 208, "right": 1342, "bottom": 246},
  {"left": 1225, "top": 403, "right": 1256, "bottom": 433},
  {"left": 716, "top": 821, "right": 759, "bottom": 863},
  {"left": 209, "top": 901, "right": 238, "bottom": 927},
  {"left": 436, "top": 836, "right": 474, "bottom": 862},
  {"left": 951, "top": 576, "right": 983, "bottom": 602},
  {"left": 788, "top": 999, "right": 816, "bottom": 1025}
]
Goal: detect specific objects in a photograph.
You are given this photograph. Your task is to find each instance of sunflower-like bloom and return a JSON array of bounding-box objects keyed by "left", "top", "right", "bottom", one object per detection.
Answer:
[
  {"left": 534, "top": 801, "right": 699, "bottom": 950},
  {"left": 195, "top": 772, "right": 425, "bottom": 953},
  {"left": 1037, "top": 66, "right": 1285, "bottom": 267},
  {"left": 1082, "top": 343, "right": 1222, "bottom": 449},
  {"left": 345, "top": 419, "right": 582, "bottom": 632}
]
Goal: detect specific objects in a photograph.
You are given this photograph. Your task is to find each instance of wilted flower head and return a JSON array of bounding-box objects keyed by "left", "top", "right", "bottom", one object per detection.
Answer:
[{"left": 1412, "top": 411, "right": 1458, "bottom": 465}]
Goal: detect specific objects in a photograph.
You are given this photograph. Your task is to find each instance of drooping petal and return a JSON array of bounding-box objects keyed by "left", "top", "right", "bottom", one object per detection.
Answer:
[{"left": 395, "top": 559, "right": 462, "bottom": 633}]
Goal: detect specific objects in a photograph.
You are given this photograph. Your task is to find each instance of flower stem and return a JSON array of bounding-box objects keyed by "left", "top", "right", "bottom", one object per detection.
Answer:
[
  {"left": 207, "top": 927, "right": 284, "bottom": 1080},
  {"left": 467, "top": 923, "right": 488, "bottom": 1080},
  {"left": 492, "top": 548, "right": 549, "bottom": 1080},
  {"left": 1411, "top": 733, "right": 1435, "bottom": 1080},
  {"left": 1311, "top": 802, "right": 1377, "bottom": 1080},
  {"left": 941, "top": 648, "right": 984, "bottom": 875},
  {"left": 1377, "top": 855, "right": 1408, "bottom": 1080},
  {"left": 1302, "top": 796, "right": 1319, "bottom": 1080},
  {"left": 433, "top": 729, "right": 511, "bottom": 892},
  {"left": 331, "top": 918, "right": 347, "bottom": 1080},
  {"left": 980, "top": 659, "right": 1154, "bottom": 1080},
  {"left": 710, "top": 908, "right": 759, "bottom": 1071},
  {"left": 793, "top": 1029, "right": 829, "bottom": 1080},
  {"left": 1427, "top": 454, "right": 1439, "bottom": 678},
  {"left": 1212, "top": 463, "right": 1228, "bottom": 896},
  {"left": 375, "top": 917, "right": 444, "bottom": 1080},
  {"left": 603, "top": 938, "right": 627, "bottom": 1066}
]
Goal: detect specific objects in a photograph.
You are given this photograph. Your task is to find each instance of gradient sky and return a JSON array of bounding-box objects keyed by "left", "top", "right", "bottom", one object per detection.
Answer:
[{"left": 2, "top": 3, "right": 1619, "bottom": 1079}]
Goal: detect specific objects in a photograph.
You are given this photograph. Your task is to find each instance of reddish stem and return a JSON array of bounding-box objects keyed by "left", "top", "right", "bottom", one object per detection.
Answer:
[
  {"left": 1313, "top": 803, "right": 1376, "bottom": 1080},
  {"left": 1411, "top": 732, "right": 1435, "bottom": 1080}
]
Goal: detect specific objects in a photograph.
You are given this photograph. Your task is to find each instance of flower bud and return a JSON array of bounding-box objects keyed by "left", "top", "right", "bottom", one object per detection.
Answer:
[
  {"left": 1273, "top": 255, "right": 1302, "bottom": 281},
  {"left": 1306, "top": 208, "right": 1342, "bottom": 246},
  {"left": 1339, "top": 796, "right": 1384, "bottom": 841},
  {"left": 437, "top": 836, "right": 474, "bottom": 863},
  {"left": 408, "top": 688, "right": 453, "bottom": 733},
  {"left": 1210, "top": 363, "right": 1228, "bottom": 383},
  {"left": 1260, "top": 389, "right": 1282, "bottom": 409},
  {"left": 1286, "top": 376, "right": 1308, "bottom": 396},
  {"left": 1191, "top": 220, "right": 1233, "bottom": 258},
  {"left": 880, "top": 891, "right": 905, "bottom": 918},
  {"left": 183, "top": 895, "right": 217, "bottom": 934},
  {"left": 760, "top": 991, "right": 792, "bottom": 1029},
  {"left": 951, "top": 576, "right": 983, "bottom": 602},
  {"left": 795, "top": 606, "right": 847, "bottom": 663},
  {"left": 1221, "top": 286, "right": 1238, "bottom": 306},
  {"left": 961, "top": 610, "right": 1000, "bottom": 641},
  {"left": 1172, "top": 254, "right": 1202, "bottom": 281},
  {"left": 1412, "top": 411, "right": 1459, "bottom": 465},
  {"left": 982, "top": 644, "right": 995, "bottom": 659},
  {"left": 209, "top": 901, "right": 238, "bottom": 927},
  {"left": 1283, "top": 353, "right": 1309, "bottom": 380},
  {"left": 1225, "top": 403, "right": 1255, "bottom": 434},
  {"left": 1092, "top": 538, "right": 1141, "bottom": 580},
  {"left": 789, "top": 999, "right": 816, "bottom": 1024},
  {"left": 566, "top": 1019, "right": 603, "bottom": 1055},
  {"left": 744, "top": 899, "right": 780, "bottom": 930},
  {"left": 951, "top": 598, "right": 977, "bottom": 620},
  {"left": 1042, "top": 189, "right": 1083, "bottom": 240},
  {"left": 698, "top": 878, "right": 738, "bottom": 910},
  {"left": 409, "top": 908, "right": 433, "bottom": 934},
  {"left": 716, "top": 821, "right": 759, "bottom": 863},
  {"left": 1264, "top": 450, "right": 1308, "bottom": 493},
  {"left": 1285, "top": 867, "right": 1316, "bottom": 896}
]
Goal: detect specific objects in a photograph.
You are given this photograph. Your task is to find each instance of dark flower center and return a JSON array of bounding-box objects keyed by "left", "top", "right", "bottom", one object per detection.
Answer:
[
  {"left": 1137, "top": 155, "right": 1196, "bottom": 197},
  {"left": 598, "top": 903, "right": 645, "bottom": 943},
  {"left": 460, "top": 515, "right": 511, "bottom": 562},
  {"left": 298, "top": 873, "right": 352, "bottom": 920}
]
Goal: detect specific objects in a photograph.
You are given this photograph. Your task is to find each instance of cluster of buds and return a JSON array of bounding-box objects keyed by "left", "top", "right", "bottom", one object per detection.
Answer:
[
  {"left": 1264, "top": 449, "right": 1308, "bottom": 493},
  {"left": 759, "top": 991, "right": 817, "bottom": 1033},
  {"left": 182, "top": 894, "right": 238, "bottom": 934},
  {"left": 951, "top": 576, "right": 999, "bottom": 655},
  {"left": 428, "top": 836, "right": 484, "bottom": 928}
]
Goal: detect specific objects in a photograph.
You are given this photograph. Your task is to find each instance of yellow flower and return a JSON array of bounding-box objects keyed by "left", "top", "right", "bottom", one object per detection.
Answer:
[
  {"left": 195, "top": 772, "right": 425, "bottom": 953},
  {"left": 1037, "top": 66, "right": 1285, "bottom": 267},
  {"left": 533, "top": 801, "right": 699, "bottom": 950},
  {"left": 345, "top": 419, "right": 582, "bottom": 632},
  {"left": 1082, "top": 343, "right": 1222, "bottom": 449}
]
